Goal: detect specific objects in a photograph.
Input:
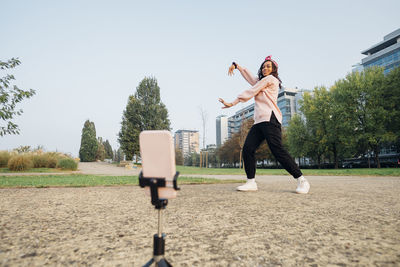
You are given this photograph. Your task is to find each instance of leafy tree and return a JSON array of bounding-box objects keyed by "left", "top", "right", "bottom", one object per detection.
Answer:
[
  {"left": 217, "top": 134, "right": 240, "bottom": 166},
  {"left": 217, "top": 125, "right": 241, "bottom": 167},
  {"left": 317, "top": 86, "right": 352, "bottom": 168},
  {"left": 286, "top": 114, "right": 308, "bottom": 164},
  {"left": 184, "top": 152, "right": 200, "bottom": 166},
  {"left": 1, "top": 58, "right": 36, "bottom": 136},
  {"left": 301, "top": 90, "right": 329, "bottom": 168},
  {"left": 333, "top": 67, "right": 394, "bottom": 167},
  {"left": 79, "top": 120, "right": 98, "bottom": 162},
  {"left": 103, "top": 139, "right": 113, "bottom": 159},
  {"left": 206, "top": 147, "right": 218, "bottom": 168},
  {"left": 175, "top": 147, "right": 183, "bottom": 165},
  {"left": 118, "top": 77, "right": 171, "bottom": 161},
  {"left": 301, "top": 87, "right": 353, "bottom": 168},
  {"left": 96, "top": 137, "right": 106, "bottom": 161},
  {"left": 383, "top": 66, "right": 400, "bottom": 151}
]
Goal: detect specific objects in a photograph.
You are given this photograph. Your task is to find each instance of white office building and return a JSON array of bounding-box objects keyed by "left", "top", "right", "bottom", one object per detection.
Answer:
[
  {"left": 216, "top": 115, "right": 228, "bottom": 148},
  {"left": 174, "top": 130, "right": 200, "bottom": 157}
]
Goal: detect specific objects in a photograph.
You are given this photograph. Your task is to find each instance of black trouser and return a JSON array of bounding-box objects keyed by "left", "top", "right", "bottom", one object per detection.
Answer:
[{"left": 242, "top": 112, "right": 302, "bottom": 179}]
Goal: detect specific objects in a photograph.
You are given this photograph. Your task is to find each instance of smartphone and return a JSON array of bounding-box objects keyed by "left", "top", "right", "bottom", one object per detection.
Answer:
[{"left": 139, "top": 130, "right": 177, "bottom": 199}]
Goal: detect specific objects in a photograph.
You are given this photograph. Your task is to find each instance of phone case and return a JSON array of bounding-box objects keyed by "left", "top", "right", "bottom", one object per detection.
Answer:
[{"left": 139, "top": 130, "right": 177, "bottom": 199}]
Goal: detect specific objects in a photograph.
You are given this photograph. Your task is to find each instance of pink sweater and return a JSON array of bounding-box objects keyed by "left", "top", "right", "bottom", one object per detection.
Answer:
[{"left": 232, "top": 66, "right": 283, "bottom": 125}]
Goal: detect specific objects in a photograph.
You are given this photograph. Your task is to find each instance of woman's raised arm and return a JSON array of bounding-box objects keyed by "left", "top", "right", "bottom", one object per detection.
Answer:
[
  {"left": 228, "top": 62, "right": 258, "bottom": 86},
  {"left": 238, "top": 65, "right": 259, "bottom": 86}
]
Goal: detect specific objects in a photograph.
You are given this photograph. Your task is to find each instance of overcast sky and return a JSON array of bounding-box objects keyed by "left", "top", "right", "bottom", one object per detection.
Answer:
[{"left": 1, "top": 0, "right": 399, "bottom": 157}]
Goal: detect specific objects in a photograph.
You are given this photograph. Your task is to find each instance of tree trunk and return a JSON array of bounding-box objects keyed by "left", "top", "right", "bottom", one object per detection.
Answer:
[
  {"left": 318, "top": 155, "right": 321, "bottom": 169},
  {"left": 374, "top": 147, "right": 381, "bottom": 168},
  {"left": 239, "top": 150, "right": 242, "bottom": 169},
  {"left": 333, "top": 143, "right": 338, "bottom": 169},
  {"left": 199, "top": 151, "right": 202, "bottom": 168}
]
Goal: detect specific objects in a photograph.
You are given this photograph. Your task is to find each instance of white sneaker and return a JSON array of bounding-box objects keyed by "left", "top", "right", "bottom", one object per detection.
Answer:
[
  {"left": 236, "top": 179, "right": 258, "bottom": 191},
  {"left": 296, "top": 176, "right": 310, "bottom": 194}
]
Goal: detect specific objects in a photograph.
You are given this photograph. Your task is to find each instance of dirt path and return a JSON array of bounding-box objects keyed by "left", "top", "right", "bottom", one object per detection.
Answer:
[
  {"left": 1, "top": 175, "right": 400, "bottom": 266},
  {"left": 0, "top": 162, "right": 141, "bottom": 177},
  {"left": 76, "top": 162, "right": 141, "bottom": 176}
]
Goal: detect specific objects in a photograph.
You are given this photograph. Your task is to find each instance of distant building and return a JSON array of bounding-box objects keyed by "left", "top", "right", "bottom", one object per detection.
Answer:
[
  {"left": 206, "top": 144, "right": 217, "bottom": 150},
  {"left": 355, "top": 28, "right": 400, "bottom": 74},
  {"left": 351, "top": 63, "right": 364, "bottom": 73},
  {"left": 174, "top": 130, "right": 199, "bottom": 157},
  {"left": 294, "top": 88, "right": 312, "bottom": 120},
  {"left": 277, "top": 87, "right": 297, "bottom": 127},
  {"left": 228, "top": 103, "right": 254, "bottom": 138},
  {"left": 216, "top": 115, "right": 228, "bottom": 147}
]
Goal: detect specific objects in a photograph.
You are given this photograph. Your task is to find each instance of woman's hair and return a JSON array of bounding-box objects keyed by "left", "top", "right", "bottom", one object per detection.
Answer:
[{"left": 258, "top": 60, "right": 282, "bottom": 89}]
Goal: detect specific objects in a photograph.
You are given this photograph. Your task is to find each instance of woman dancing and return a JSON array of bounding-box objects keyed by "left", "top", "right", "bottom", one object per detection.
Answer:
[{"left": 219, "top": 56, "right": 310, "bottom": 194}]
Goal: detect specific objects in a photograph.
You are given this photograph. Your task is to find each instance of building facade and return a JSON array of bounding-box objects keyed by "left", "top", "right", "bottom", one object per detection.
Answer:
[
  {"left": 277, "top": 87, "right": 298, "bottom": 127},
  {"left": 216, "top": 115, "right": 228, "bottom": 148},
  {"left": 294, "top": 88, "right": 312, "bottom": 120},
  {"left": 174, "top": 130, "right": 199, "bottom": 157},
  {"left": 358, "top": 28, "right": 400, "bottom": 74},
  {"left": 227, "top": 103, "right": 254, "bottom": 138}
]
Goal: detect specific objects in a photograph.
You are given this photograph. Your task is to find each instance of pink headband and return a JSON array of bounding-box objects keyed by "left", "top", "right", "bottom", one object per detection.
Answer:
[{"left": 265, "top": 55, "right": 278, "bottom": 68}]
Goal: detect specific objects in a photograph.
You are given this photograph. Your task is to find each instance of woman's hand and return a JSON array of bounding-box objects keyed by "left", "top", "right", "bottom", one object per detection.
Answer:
[
  {"left": 219, "top": 98, "right": 233, "bottom": 109},
  {"left": 228, "top": 64, "right": 236, "bottom": 76}
]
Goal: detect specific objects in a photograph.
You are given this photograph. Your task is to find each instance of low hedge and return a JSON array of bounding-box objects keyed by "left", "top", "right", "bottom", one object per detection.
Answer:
[{"left": 57, "top": 158, "right": 78, "bottom": 170}]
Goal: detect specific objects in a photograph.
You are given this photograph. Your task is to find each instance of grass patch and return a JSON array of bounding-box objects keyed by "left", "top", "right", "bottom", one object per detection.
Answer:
[
  {"left": 176, "top": 166, "right": 400, "bottom": 176},
  {"left": 0, "top": 168, "right": 67, "bottom": 173},
  {"left": 1, "top": 168, "right": 68, "bottom": 173},
  {"left": 301, "top": 168, "right": 400, "bottom": 176},
  {"left": 0, "top": 175, "right": 240, "bottom": 188}
]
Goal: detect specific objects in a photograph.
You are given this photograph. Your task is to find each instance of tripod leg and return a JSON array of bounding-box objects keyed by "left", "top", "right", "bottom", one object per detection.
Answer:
[
  {"left": 143, "top": 258, "right": 154, "bottom": 267},
  {"left": 156, "top": 258, "right": 172, "bottom": 267}
]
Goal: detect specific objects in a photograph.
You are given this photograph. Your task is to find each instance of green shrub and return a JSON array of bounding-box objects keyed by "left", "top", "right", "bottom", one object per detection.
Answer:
[
  {"left": 0, "top": 151, "right": 12, "bottom": 167},
  {"left": 8, "top": 155, "right": 33, "bottom": 171},
  {"left": 32, "top": 154, "right": 49, "bottom": 168},
  {"left": 57, "top": 158, "right": 78, "bottom": 170},
  {"left": 44, "top": 153, "right": 59, "bottom": 168}
]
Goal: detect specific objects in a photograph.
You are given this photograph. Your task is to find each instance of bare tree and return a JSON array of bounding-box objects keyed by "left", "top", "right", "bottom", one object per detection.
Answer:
[{"left": 198, "top": 106, "right": 208, "bottom": 149}]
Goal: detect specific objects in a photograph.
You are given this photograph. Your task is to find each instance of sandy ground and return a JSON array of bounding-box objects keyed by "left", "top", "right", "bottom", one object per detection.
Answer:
[{"left": 1, "top": 164, "right": 400, "bottom": 266}]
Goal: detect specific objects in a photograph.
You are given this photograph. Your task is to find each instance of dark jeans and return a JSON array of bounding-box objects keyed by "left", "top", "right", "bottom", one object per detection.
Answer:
[{"left": 242, "top": 112, "right": 302, "bottom": 179}]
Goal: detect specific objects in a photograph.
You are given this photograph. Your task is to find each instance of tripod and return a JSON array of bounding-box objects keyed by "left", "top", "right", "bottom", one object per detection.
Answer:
[{"left": 139, "top": 171, "right": 179, "bottom": 267}]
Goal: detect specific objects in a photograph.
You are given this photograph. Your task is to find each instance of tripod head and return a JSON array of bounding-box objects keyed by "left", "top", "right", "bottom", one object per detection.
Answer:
[{"left": 139, "top": 171, "right": 180, "bottom": 209}]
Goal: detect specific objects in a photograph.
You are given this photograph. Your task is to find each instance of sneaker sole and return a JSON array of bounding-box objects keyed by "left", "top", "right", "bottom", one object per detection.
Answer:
[
  {"left": 237, "top": 188, "right": 258, "bottom": 191},
  {"left": 295, "top": 190, "right": 309, "bottom": 194}
]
